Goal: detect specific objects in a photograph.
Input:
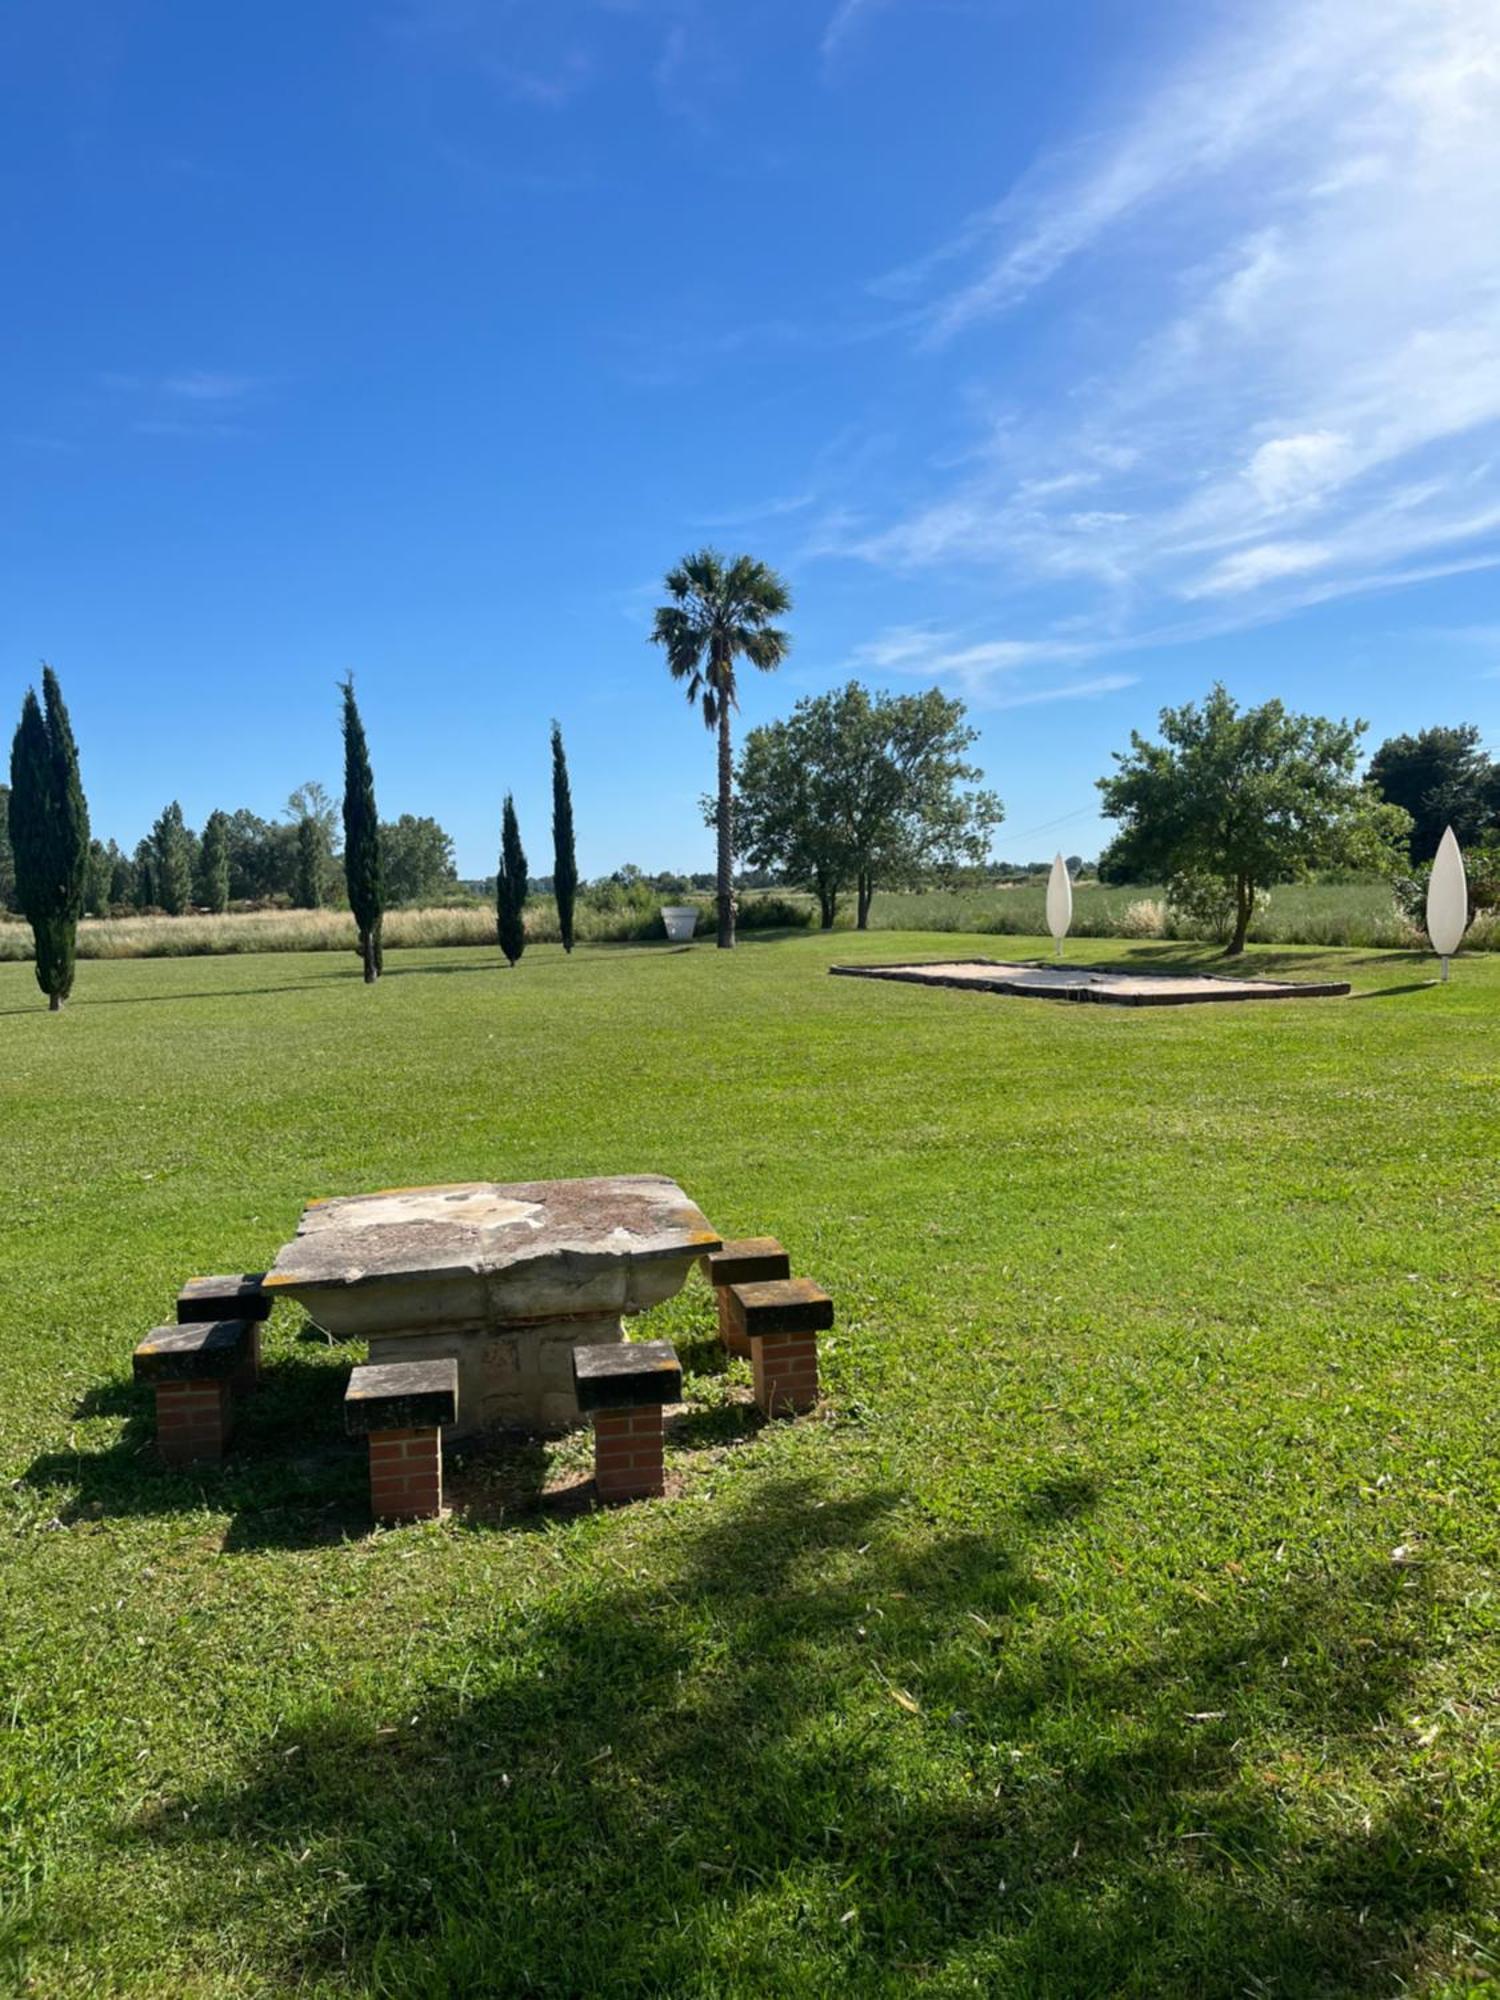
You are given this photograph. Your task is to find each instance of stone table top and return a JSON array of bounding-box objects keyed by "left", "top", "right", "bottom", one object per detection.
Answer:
[{"left": 264, "top": 1174, "right": 722, "bottom": 1337}]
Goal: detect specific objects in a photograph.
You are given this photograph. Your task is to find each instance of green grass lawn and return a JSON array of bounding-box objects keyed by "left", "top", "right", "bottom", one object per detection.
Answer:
[{"left": 2, "top": 932, "right": 1497, "bottom": 1997}]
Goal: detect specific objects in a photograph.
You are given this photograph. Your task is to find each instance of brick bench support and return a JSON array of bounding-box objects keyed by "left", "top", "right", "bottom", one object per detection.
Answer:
[
  {"left": 133, "top": 1320, "right": 253, "bottom": 1465},
  {"left": 705, "top": 1238, "right": 791, "bottom": 1355},
  {"left": 177, "top": 1274, "right": 270, "bottom": 1394},
  {"left": 726, "top": 1278, "right": 833, "bottom": 1418},
  {"left": 345, "top": 1360, "right": 458, "bottom": 1523},
  {"left": 572, "top": 1340, "right": 682, "bottom": 1502}
]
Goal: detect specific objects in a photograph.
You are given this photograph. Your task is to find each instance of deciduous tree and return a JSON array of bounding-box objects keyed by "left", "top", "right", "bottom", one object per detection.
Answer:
[
  {"left": 382, "top": 814, "right": 457, "bottom": 905},
  {"left": 1367, "top": 724, "right": 1498, "bottom": 864},
  {"left": 1098, "top": 685, "right": 1411, "bottom": 956},
  {"left": 732, "top": 682, "right": 1003, "bottom": 930}
]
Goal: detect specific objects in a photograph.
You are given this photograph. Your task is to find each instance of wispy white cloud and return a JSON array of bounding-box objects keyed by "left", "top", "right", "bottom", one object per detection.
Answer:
[
  {"left": 826, "top": 0, "right": 1500, "bottom": 692},
  {"left": 842, "top": 623, "right": 1136, "bottom": 708},
  {"left": 385, "top": 0, "right": 597, "bottom": 107},
  {"left": 97, "top": 368, "right": 261, "bottom": 439},
  {"left": 162, "top": 371, "right": 257, "bottom": 403},
  {"left": 691, "top": 490, "right": 816, "bottom": 530},
  {"left": 987, "top": 673, "right": 1140, "bottom": 712}
]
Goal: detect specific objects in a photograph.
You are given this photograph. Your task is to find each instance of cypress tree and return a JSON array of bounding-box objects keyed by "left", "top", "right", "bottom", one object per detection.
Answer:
[
  {"left": 497, "top": 793, "right": 528, "bottom": 968},
  {"left": 550, "top": 721, "right": 578, "bottom": 954},
  {"left": 8, "top": 666, "right": 89, "bottom": 1010},
  {"left": 199, "top": 810, "right": 231, "bottom": 913},
  {"left": 340, "top": 677, "right": 384, "bottom": 981},
  {"left": 151, "top": 801, "right": 193, "bottom": 915}
]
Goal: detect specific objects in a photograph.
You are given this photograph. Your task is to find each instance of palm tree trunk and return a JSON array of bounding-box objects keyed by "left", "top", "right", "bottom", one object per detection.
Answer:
[{"left": 716, "top": 701, "right": 735, "bottom": 950}]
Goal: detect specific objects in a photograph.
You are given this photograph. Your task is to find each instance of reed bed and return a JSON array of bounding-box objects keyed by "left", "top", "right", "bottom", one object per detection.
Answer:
[{"left": 0, "top": 892, "right": 812, "bottom": 961}]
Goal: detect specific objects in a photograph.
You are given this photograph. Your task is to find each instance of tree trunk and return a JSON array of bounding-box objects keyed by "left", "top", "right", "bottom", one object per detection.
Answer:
[
  {"left": 716, "top": 701, "right": 735, "bottom": 950},
  {"left": 817, "top": 874, "right": 838, "bottom": 930},
  {"left": 856, "top": 872, "right": 874, "bottom": 930},
  {"left": 1225, "top": 876, "right": 1253, "bottom": 957},
  {"left": 361, "top": 928, "right": 378, "bottom": 982},
  {"left": 48, "top": 991, "right": 62, "bottom": 1012}
]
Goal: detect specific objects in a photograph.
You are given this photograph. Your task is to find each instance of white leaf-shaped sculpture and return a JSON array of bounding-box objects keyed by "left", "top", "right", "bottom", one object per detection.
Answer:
[
  {"left": 1046, "top": 852, "right": 1073, "bottom": 959},
  {"left": 1426, "top": 825, "right": 1467, "bottom": 977}
]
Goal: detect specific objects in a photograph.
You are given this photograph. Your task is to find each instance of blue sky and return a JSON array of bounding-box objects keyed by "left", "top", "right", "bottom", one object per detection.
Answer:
[{"left": 3, "top": 0, "right": 1498, "bottom": 876}]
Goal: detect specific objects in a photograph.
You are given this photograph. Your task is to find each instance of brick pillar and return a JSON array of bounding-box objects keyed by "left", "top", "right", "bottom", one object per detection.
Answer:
[
  {"left": 155, "top": 1378, "right": 234, "bottom": 1465},
  {"left": 367, "top": 1425, "right": 444, "bottom": 1522},
  {"left": 752, "top": 1331, "right": 820, "bottom": 1417},
  {"left": 592, "top": 1405, "right": 666, "bottom": 1501}
]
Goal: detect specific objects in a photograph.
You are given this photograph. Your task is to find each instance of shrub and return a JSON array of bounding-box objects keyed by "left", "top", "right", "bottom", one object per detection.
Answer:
[
  {"left": 736, "top": 894, "right": 814, "bottom": 931},
  {"left": 1166, "top": 871, "right": 1267, "bottom": 945},
  {"left": 1117, "top": 898, "right": 1167, "bottom": 938}
]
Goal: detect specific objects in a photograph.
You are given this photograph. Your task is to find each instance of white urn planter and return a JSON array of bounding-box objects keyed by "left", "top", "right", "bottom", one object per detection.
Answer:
[{"left": 661, "top": 904, "right": 699, "bottom": 943}]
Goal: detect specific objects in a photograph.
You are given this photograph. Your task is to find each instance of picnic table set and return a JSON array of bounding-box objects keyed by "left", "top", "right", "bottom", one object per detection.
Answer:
[{"left": 131, "top": 1175, "right": 833, "bottom": 1519}]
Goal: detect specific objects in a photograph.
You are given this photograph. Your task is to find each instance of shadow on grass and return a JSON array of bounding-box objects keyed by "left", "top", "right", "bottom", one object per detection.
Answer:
[
  {"left": 1018, "top": 1470, "right": 1101, "bottom": 1523},
  {"left": 1348, "top": 982, "right": 1441, "bottom": 1001},
  {"left": 25, "top": 1353, "right": 370, "bottom": 1552},
  {"left": 666, "top": 1396, "right": 764, "bottom": 1450},
  {"left": 0, "top": 978, "right": 342, "bottom": 1017},
  {"left": 1116, "top": 942, "right": 1435, "bottom": 983},
  {"left": 72, "top": 1473, "right": 1474, "bottom": 1997}
]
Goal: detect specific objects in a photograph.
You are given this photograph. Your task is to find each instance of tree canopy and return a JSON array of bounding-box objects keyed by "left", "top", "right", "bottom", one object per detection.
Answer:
[
  {"left": 1366, "top": 724, "right": 1499, "bottom": 864},
  {"left": 150, "top": 800, "right": 194, "bottom": 916},
  {"left": 198, "top": 811, "right": 231, "bottom": 913},
  {"left": 733, "top": 681, "right": 1003, "bottom": 929},
  {"left": 1097, "top": 684, "right": 1411, "bottom": 954},
  {"left": 382, "top": 814, "right": 457, "bottom": 906}
]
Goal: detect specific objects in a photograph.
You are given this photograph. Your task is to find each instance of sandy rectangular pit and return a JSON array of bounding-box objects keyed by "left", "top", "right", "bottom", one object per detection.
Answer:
[{"left": 829, "top": 959, "right": 1350, "bottom": 1007}]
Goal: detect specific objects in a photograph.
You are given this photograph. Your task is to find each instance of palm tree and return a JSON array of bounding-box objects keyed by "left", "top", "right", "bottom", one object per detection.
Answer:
[{"left": 651, "top": 549, "right": 791, "bottom": 949}]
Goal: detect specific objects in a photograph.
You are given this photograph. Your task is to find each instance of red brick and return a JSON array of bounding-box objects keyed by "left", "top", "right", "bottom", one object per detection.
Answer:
[
  {"left": 591, "top": 1402, "right": 664, "bottom": 1502},
  {"left": 367, "top": 1424, "right": 444, "bottom": 1521},
  {"left": 752, "top": 1335, "right": 819, "bottom": 1417},
  {"left": 155, "top": 1378, "right": 233, "bottom": 1464}
]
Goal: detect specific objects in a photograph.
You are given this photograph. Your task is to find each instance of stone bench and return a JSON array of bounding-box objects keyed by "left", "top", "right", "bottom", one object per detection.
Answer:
[
  {"left": 177, "top": 1274, "right": 270, "bottom": 1392},
  {"left": 133, "top": 1320, "right": 253, "bottom": 1464},
  {"left": 725, "top": 1278, "right": 832, "bottom": 1417},
  {"left": 572, "top": 1340, "right": 682, "bottom": 1502},
  {"left": 705, "top": 1237, "right": 790, "bottom": 1354},
  {"left": 345, "top": 1360, "right": 458, "bottom": 1523}
]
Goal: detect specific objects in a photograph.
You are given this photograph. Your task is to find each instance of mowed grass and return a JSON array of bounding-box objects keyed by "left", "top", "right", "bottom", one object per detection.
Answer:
[{"left": 1, "top": 932, "right": 1497, "bottom": 1998}]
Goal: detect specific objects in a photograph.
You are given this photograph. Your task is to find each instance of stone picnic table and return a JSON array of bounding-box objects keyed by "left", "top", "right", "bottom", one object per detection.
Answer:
[{"left": 264, "top": 1174, "right": 721, "bottom": 1436}]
